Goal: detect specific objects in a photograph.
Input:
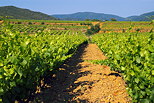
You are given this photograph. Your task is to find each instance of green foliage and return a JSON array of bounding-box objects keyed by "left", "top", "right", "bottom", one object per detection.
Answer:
[
  {"left": 101, "top": 21, "right": 153, "bottom": 33},
  {"left": 110, "top": 18, "right": 117, "bottom": 21},
  {"left": 41, "top": 22, "right": 45, "bottom": 25},
  {"left": 80, "top": 22, "right": 92, "bottom": 26},
  {"left": 85, "top": 24, "right": 101, "bottom": 36},
  {"left": 28, "top": 22, "right": 32, "bottom": 25},
  {"left": 0, "top": 23, "right": 87, "bottom": 102},
  {"left": 0, "top": 23, "right": 86, "bottom": 35},
  {"left": 17, "top": 22, "right": 22, "bottom": 24},
  {"left": 92, "top": 32, "right": 154, "bottom": 102},
  {"left": 85, "top": 19, "right": 102, "bottom": 22},
  {"left": 6, "top": 19, "right": 93, "bottom": 23}
]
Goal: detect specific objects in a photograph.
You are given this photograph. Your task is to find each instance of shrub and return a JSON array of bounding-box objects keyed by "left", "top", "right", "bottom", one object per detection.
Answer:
[{"left": 85, "top": 24, "right": 100, "bottom": 35}]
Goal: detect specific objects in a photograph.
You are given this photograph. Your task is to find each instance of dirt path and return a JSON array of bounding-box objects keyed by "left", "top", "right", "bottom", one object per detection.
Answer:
[{"left": 33, "top": 44, "right": 131, "bottom": 103}]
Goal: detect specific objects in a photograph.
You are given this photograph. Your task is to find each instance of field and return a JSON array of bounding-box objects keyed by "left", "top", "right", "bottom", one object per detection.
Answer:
[
  {"left": 0, "top": 19, "right": 154, "bottom": 103},
  {"left": 99, "top": 21, "right": 153, "bottom": 33},
  {"left": 92, "top": 32, "right": 154, "bottom": 102}
]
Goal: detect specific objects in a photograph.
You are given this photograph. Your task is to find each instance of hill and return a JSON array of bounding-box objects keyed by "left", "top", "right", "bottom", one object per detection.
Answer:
[
  {"left": 52, "top": 11, "right": 154, "bottom": 21},
  {"left": 52, "top": 12, "right": 126, "bottom": 21},
  {"left": 126, "top": 11, "right": 154, "bottom": 21},
  {"left": 0, "top": 6, "right": 57, "bottom": 20}
]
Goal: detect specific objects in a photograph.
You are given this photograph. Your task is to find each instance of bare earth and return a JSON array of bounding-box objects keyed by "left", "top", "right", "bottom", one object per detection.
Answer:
[{"left": 33, "top": 44, "right": 131, "bottom": 103}]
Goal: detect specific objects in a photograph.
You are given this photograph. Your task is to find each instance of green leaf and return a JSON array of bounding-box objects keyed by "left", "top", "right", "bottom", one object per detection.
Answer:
[
  {"left": 140, "top": 51, "right": 144, "bottom": 57},
  {"left": 121, "top": 66, "right": 125, "bottom": 71},
  {"left": 141, "top": 99, "right": 150, "bottom": 103},
  {"left": 135, "top": 78, "right": 139, "bottom": 83},
  {"left": 0, "top": 75, "right": 3, "bottom": 79},
  {"left": 20, "top": 59, "right": 27, "bottom": 66},
  {"left": 0, "top": 62, "right": 3, "bottom": 66},
  {"left": 115, "top": 54, "right": 120, "bottom": 60},
  {"left": 0, "top": 88, "right": 4, "bottom": 93},
  {"left": 131, "top": 71, "right": 135, "bottom": 76},
  {"left": 35, "top": 67, "right": 39, "bottom": 72},
  {"left": 136, "top": 56, "right": 141, "bottom": 63},
  {"left": 17, "top": 68, "right": 22, "bottom": 78},
  {"left": 9, "top": 68, "right": 14, "bottom": 75},
  {"left": 10, "top": 81, "right": 16, "bottom": 87},
  {"left": 152, "top": 70, "right": 154, "bottom": 75},
  {"left": 139, "top": 83, "right": 145, "bottom": 89}
]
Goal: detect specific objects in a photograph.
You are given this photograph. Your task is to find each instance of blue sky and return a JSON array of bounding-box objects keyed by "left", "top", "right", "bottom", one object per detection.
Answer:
[{"left": 0, "top": 0, "right": 154, "bottom": 17}]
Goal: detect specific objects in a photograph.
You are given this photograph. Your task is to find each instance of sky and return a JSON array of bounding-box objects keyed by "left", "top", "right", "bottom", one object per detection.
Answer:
[{"left": 0, "top": 0, "right": 154, "bottom": 17}]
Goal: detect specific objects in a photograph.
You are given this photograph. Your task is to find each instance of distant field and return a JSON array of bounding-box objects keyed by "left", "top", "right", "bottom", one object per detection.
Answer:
[
  {"left": 4, "top": 19, "right": 154, "bottom": 34},
  {"left": 6, "top": 19, "right": 93, "bottom": 23},
  {"left": 99, "top": 21, "right": 154, "bottom": 33}
]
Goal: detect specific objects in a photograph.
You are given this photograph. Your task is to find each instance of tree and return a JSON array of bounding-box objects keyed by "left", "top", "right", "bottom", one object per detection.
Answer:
[
  {"left": 110, "top": 18, "right": 117, "bottom": 21},
  {"left": 85, "top": 19, "right": 90, "bottom": 21},
  {"left": 85, "top": 24, "right": 101, "bottom": 35}
]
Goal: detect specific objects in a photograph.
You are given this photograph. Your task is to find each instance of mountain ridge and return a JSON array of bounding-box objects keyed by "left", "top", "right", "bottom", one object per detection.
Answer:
[
  {"left": 0, "top": 6, "right": 57, "bottom": 20},
  {"left": 52, "top": 12, "right": 126, "bottom": 21},
  {"left": 52, "top": 11, "right": 154, "bottom": 21},
  {"left": 126, "top": 11, "right": 154, "bottom": 21}
]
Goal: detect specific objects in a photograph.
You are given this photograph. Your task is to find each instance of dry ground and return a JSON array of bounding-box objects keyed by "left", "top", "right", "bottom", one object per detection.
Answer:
[{"left": 32, "top": 44, "right": 131, "bottom": 103}]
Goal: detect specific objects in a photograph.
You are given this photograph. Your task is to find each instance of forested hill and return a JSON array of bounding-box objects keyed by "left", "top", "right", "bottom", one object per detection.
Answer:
[
  {"left": 52, "top": 12, "right": 126, "bottom": 21},
  {"left": 126, "top": 11, "right": 154, "bottom": 21},
  {"left": 52, "top": 11, "right": 154, "bottom": 21},
  {"left": 0, "top": 6, "right": 57, "bottom": 20}
]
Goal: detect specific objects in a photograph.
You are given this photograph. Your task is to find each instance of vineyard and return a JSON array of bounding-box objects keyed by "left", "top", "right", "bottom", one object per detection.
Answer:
[
  {"left": 0, "top": 19, "right": 154, "bottom": 103},
  {"left": 99, "top": 21, "right": 153, "bottom": 33},
  {"left": 92, "top": 32, "right": 154, "bottom": 102}
]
